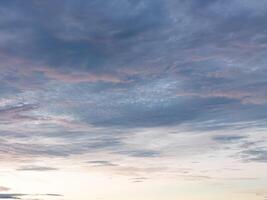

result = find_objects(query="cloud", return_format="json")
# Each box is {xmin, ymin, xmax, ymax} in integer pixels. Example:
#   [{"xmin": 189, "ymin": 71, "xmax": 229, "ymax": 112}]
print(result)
[
  {"xmin": 0, "ymin": 2, "xmax": 266, "ymax": 195},
  {"xmin": 242, "ymin": 148, "xmax": 267, "ymax": 163},
  {"xmin": 0, "ymin": 194, "xmax": 25, "ymax": 199},
  {"xmin": 0, "ymin": 0, "xmax": 168, "ymax": 73},
  {"xmin": 44, "ymin": 194, "xmax": 63, "ymax": 196},
  {"xmin": 0, "ymin": 0, "xmax": 266, "ymax": 130},
  {"xmin": 0, "ymin": 103, "xmax": 39, "ymax": 122},
  {"xmin": 0, "ymin": 187, "xmax": 10, "ymax": 192},
  {"xmin": 130, "ymin": 177, "xmax": 148, "ymax": 183},
  {"xmin": 16, "ymin": 165, "xmax": 59, "ymax": 171},
  {"xmin": 87, "ymin": 160, "xmax": 117, "ymax": 167},
  {"xmin": 116, "ymin": 150, "xmax": 160, "ymax": 158},
  {"xmin": 212, "ymin": 135, "xmax": 246, "ymax": 143},
  {"xmin": 0, "ymin": 193, "xmax": 63, "ymax": 199}
]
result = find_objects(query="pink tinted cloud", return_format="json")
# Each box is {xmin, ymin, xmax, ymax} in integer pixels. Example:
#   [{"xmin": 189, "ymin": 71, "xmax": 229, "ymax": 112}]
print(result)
[
  {"xmin": 35, "ymin": 66, "xmax": 126, "ymax": 84},
  {"xmin": 177, "ymin": 89, "xmax": 267, "ymax": 105},
  {"xmin": 0, "ymin": 186, "xmax": 10, "ymax": 192},
  {"xmin": 0, "ymin": 53, "xmax": 126, "ymax": 84}
]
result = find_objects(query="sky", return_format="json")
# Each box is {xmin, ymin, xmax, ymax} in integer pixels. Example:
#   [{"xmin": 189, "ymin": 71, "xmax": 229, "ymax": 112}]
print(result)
[{"xmin": 0, "ymin": 0, "xmax": 267, "ymax": 200}]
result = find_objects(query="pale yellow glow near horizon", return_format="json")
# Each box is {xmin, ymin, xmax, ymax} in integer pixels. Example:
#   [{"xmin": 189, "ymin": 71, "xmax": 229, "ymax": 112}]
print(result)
[
  {"xmin": 0, "ymin": 158, "xmax": 266, "ymax": 200},
  {"xmin": 0, "ymin": 126, "xmax": 266, "ymax": 200}
]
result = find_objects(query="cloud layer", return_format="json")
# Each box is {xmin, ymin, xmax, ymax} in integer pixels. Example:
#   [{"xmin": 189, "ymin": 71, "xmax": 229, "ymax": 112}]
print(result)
[{"xmin": 0, "ymin": 1, "xmax": 267, "ymax": 200}]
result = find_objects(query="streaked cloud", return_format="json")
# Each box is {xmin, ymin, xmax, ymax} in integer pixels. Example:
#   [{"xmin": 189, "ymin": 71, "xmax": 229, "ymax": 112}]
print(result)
[
  {"xmin": 0, "ymin": 193, "xmax": 62, "ymax": 200},
  {"xmin": 16, "ymin": 165, "xmax": 59, "ymax": 171},
  {"xmin": 87, "ymin": 160, "xmax": 117, "ymax": 167}
]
